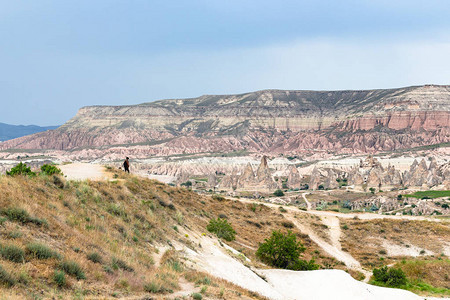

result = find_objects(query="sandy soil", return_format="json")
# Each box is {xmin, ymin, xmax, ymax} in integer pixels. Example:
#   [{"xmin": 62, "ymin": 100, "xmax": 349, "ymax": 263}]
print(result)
[
  {"xmin": 59, "ymin": 163, "xmax": 112, "ymax": 181},
  {"xmin": 382, "ymin": 240, "xmax": 434, "ymax": 257}
]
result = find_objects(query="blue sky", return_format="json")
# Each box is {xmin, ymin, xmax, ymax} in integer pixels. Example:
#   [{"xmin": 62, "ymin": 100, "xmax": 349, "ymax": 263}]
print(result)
[{"xmin": 1, "ymin": 0, "xmax": 449, "ymax": 125}]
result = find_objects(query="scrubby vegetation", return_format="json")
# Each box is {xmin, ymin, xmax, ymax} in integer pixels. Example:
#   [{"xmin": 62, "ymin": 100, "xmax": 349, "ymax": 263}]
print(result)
[
  {"xmin": 26, "ymin": 242, "xmax": 60, "ymax": 259},
  {"xmin": 0, "ymin": 168, "xmax": 290, "ymax": 298},
  {"xmin": 0, "ymin": 264, "xmax": 16, "ymax": 287},
  {"xmin": 0, "ymin": 243, "xmax": 25, "ymax": 263},
  {"xmin": 207, "ymin": 218, "xmax": 236, "ymax": 241},
  {"xmin": 372, "ymin": 266, "xmax": 407, "ymax": 287},
  {"xmin": 0, "ymin": 167, "xmax": 446, "ymax": 298},
  {"xmin": 6, "ymin": 162, "xmax": 35, "ymax": 176},
  {"xmin": 273, "ymin": 189, "xmax": 284, "ymax": 197},
  {"xmin": 0, "ymin": 207, "xmax": 46, "ymax": 226},
  {"xmin": 370, "ymin": 260, "xmax": 450, "ymax": 296},
  {"xmin": 256, "ymin": 230, "xmax": 318, "ymax": 270},
  {"xmin": 58, "ymin": 260, "xmax": 86, "ymax": 280},
  {"xmin": 40, "ymin": 164, "xmax": 62, "ymax": 176}
]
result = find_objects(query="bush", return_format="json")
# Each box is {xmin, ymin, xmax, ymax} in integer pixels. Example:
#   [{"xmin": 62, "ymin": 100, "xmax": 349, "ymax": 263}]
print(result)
[
  {"xmin": 111, "ymin": 257, "xmax": 134, "ymax": 272},
  {"xmin": 0, "ymin": 244, "xmax": 25, "ymax": 263},
  {"xmin": 192, "ymin": 293, "xmax": 203, "ymax": 300},
  {"xmin": 144, "ymin": 281, "xmax": 161, "ymax": 293},
  {"xmin": 87, "ymin": 252, "xmax": 103, "ymax": 264},
  {"xmin": 59, "ymin": 261, "xmax": 86, "ymax": 280},
  {"xmin": 256, "ymin": 230, "xmax": 306, "ymax": 269},
  {"xmin": 40, "ymin": 164, "xmax": 62, "ymax": 176},
  {"xmin": 181, "ymin": 181, "xmax": 192, "ymax": 187},
  {"xmin": 26, "ymin": 243, "xmax": 60, "ymax": 259},
  {"xmin": 372, "ymin": 266, "xmax": 407, "ymax": 287},
  {"xmin": 0, "ymin": 265, "xmax": 15, "ymax": 286},
  {"xmin": 292, "ymin": 258, "xmax": 320, "ymax": 270},
  {"xmin": 1, "ymin": 207, "xmax": 46, "ymax": 226},
  {"xmin": 6, "ymin": 162, "xmax": 35, "ymax": 176},
  {"xmin": 206, "ymin": 218, "xmax": 236, "ymax": 241},
  {"xmin": 53, "ymin": 270, "xmax": 66, "ymax": 287},
  {"xmin": 273, "ymin": 189, "xmax": 284, "ymax": 197},
  {"xmin": 212, "ymin": 194, "xmax": 225, "ymax": 201},
  {"xmin": 2, "ymin": 207, "xmax": 31, "ymax": 223}
]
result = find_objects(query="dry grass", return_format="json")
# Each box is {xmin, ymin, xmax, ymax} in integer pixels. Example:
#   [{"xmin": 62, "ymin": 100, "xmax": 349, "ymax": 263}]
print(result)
[
  {"xmin": 341, "ymin": 218, "xmax": 450, "ymax": 269},
  {"xmin": 396, "ymin": 258, "xmax": 450, "ymax": 291},
  {"xmin": 0, "ymin": 172, "xmax": 270, "ymax": 298},
  {"xmin": 1, "ymin": 171, "xmax": 446, "ymax": 298}
]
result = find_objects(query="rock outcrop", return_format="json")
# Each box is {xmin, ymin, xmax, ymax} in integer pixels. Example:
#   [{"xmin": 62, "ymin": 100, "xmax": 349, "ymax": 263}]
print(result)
[{"xmin": 218, "ymin": 156, "xmax": 276, "ymax": 191}]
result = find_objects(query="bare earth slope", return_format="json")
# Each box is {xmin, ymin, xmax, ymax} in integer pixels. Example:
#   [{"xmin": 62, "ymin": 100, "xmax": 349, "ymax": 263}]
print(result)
[{"xmin": 1, "ymin": 85, "xmax": 449, "ymax": 155}]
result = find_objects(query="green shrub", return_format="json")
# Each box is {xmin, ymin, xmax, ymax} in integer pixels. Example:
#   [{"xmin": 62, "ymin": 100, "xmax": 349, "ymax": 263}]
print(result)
[
  {"xmin": 212, "ymin": 194, "xmax": 225, "ymax": 201},
  {"xmin": 192, "ymin": 293, "xmax": 203, "ymax": 300},
  {"xmin": 2, "ymin": 207, "xmax": 31, "ymax": 223},
  {"xmin": 53, "ymin": 270, "xmax": 66, "ymax": 287},
  {"xmin": 0, "ymin": 244, "xmax": 25, "ymax": 263},
  {"xmin": 372, "ymin": 266, "xmax": 407, "ymax": 287},
  {"xmin": 273, "ymin": 189, "xmax": 284, "ymax": 197},
  {"xmin": 111, "ymin": 257, "xmax": 134, "ymax": 272},
  {"xmin": 6, "ymin": 162, "xmax": 35, "ymax": 176},
  {"xmin": 59, "ymin": 261, "xmax": 86, "ymax": 280},
  {"xmin": 0, "ymin": 265, "xmax": 16, "ymax": 286},
  {"xmin": 256, "ymin": 230, "xmax": 307, "ymax": 270},
  {"xmin": 206, "ymin": 218, "xmax": 236, "ymax": 241},
  {"xmin": 87, "ymin": 252, "xmax": 103, "ymax": 264},
  {"xmin": 291, "ymin": 258, "xmax": 319, "ymax": 270},
  {"xmin": 1, "ymin": 207, "xmax": 46, "ymax": 226},
  {"xmin": 143, "ymin": 280, "xmax": 173, "ymax": 293},
  {"xmin": 26, "ymin": 243, "xmax": 60, "ymax": 259},
  {"xmin": 195, "ymin": 276, "xmax": 211, "ymax": 285},
  {"xmin": 8, "ymin": 230, "xmax": 22, "ymax": 239},
  {"xmin": 40, "ymin": 164, "xmax": 62, "ymax": 176}
]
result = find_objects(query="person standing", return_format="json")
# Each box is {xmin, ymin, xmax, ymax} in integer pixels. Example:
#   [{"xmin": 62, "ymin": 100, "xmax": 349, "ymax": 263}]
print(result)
[{"xmin": 123, "ymin": 157, "xmax": 130, "ymax": 173}]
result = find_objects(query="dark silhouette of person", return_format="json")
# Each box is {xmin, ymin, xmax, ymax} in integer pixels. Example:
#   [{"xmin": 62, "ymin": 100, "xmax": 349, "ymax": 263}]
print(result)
[{"xmin": 123, "ymin": 157, "xmax": 130, "ymax": 173}]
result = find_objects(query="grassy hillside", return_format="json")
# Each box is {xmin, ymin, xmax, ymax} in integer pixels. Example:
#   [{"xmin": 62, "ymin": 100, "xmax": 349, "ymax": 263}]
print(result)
[
  {"xmin": 0, "ymin": 171, "xmax": 266, "ymax": 299},
  {"xmin": 0, "ymin": 169, "xmax": 341, "ymax": 299},
  {"xmin": 1, "ymin": 169, "xmax": 448, "ymax": 298}
]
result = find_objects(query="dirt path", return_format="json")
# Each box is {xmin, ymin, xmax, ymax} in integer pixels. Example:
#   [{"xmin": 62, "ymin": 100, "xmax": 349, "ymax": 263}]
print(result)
[
  {"xmin": 59, "ymin": 163, "xmax": 112, "ymax": 181},
  {"xmin": 302, "ymin": 192, "xmax": 312, "ymax": 210},
  {"xmin": 285, "ymin": 213, "xmax": 360, "ymax": 268}
]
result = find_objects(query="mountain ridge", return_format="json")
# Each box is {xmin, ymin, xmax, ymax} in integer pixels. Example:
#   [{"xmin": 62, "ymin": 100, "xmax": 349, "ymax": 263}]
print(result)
[
  {"xmin": 0, "ymin": 84, "xmax": 449, "ymax": 156},
  {"xmin": 0, "ymin": 122, "xmax": 59, "ymax": 142}
]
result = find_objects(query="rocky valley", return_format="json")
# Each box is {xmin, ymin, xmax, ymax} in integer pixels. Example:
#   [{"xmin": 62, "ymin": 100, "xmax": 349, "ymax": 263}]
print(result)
[{"xmin": 0, "ymin": 85, "xmax": 449, "ymax": 299}]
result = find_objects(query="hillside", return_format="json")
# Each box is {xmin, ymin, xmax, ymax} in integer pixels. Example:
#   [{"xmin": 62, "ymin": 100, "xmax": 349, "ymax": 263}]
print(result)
[
  {"xmin": 0, "ymin": 123, "xmax": 58, "ymax": 142},
  {"xmin": 0, "ymin": 166, "xmax": 448, "ymax": 299},
  {"xmin": 0, "ymin": 85, "xmax": 449, "ymax": 156}
]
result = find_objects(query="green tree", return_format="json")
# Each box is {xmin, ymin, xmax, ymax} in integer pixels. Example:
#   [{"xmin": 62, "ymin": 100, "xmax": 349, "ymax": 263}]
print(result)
[
  {"xmin": 273, "ymin": 189, "xmax": 284, "ymax": 197},
  {"xmin": 256, "ymin": 230, "xmax": 305, "ymax": 269}
]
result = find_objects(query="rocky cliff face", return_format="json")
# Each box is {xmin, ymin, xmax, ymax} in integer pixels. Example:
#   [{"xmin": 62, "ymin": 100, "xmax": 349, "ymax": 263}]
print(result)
[{"xmin": 1, "ymin": 85, "xmax": 449, "ymax": 156}]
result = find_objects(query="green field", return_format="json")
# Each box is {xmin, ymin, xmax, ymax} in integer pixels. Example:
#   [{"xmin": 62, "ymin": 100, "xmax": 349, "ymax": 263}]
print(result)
[{"xmin": 404, "ymin": 190, "xmax": 450, "ymax": 199}]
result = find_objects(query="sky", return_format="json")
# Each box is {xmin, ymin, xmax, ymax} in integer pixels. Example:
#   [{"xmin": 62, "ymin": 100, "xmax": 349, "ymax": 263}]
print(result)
[{"xmin": 0, "ymin": 0, "xmax": 449, "ymax": 126}]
